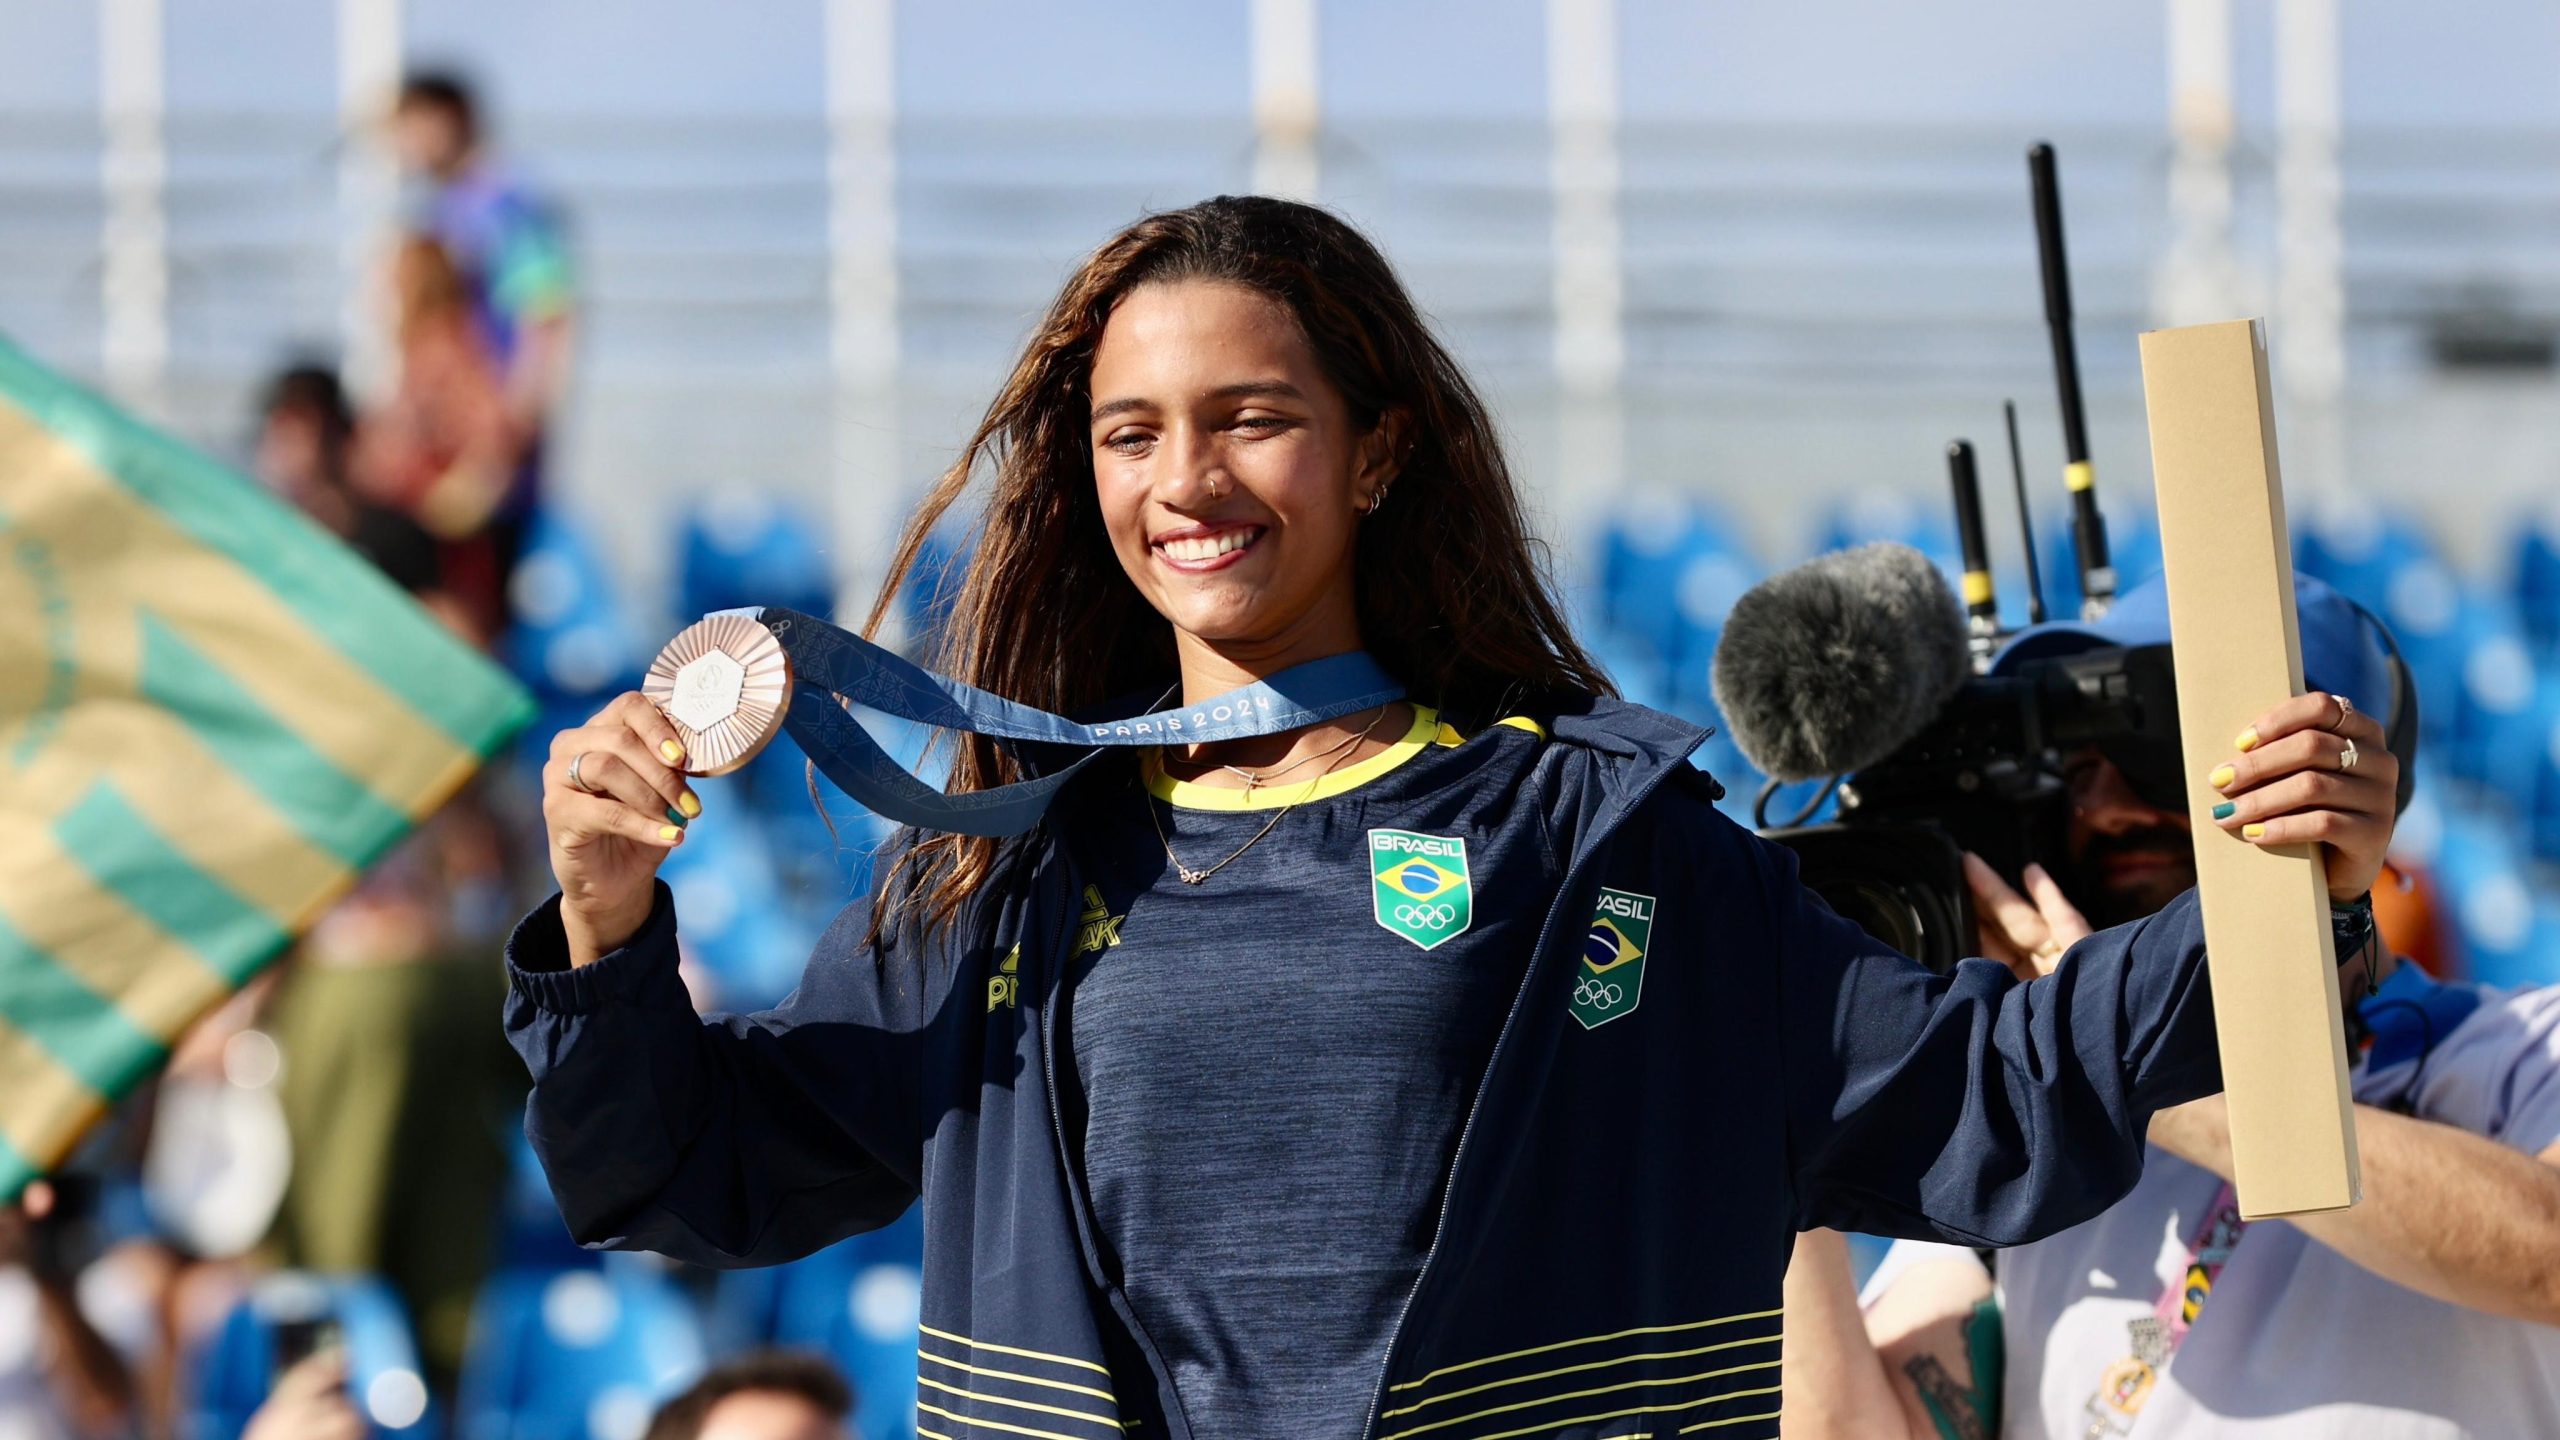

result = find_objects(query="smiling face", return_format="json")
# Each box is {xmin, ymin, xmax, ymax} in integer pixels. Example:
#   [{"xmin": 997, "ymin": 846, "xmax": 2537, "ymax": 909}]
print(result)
[{"xmin": 1088, "ymin": 278, "xmax": 1397, "ymax": 683}]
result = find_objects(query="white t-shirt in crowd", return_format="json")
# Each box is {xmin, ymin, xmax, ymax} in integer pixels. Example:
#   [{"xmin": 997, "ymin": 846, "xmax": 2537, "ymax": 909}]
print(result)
[{"xmin": 1867, "ymin": 969, "xmax": 2560, "ymax": 1439}]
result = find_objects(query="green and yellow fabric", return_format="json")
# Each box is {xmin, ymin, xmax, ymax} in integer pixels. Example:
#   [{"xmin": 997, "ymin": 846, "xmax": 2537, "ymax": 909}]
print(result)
[{"xmin": 0, "ymin": 336, "xmax": 531, "ymax": 1200}]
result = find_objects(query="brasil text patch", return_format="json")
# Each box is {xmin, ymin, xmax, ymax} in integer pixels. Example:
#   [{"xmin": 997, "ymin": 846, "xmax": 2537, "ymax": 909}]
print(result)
[
  {"xmin": 1573, "ymin": 887, "xmax": 1654, "ymax": 1028},
  {"xmin": 1369, "ymin": 829, "xmax": 1472, "ymax": 950}
]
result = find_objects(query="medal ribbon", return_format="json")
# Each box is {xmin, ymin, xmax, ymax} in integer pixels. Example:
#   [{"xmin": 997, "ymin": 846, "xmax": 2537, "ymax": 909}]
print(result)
[{"xmin": 736, "ymin": 607, "xmax": 1405, "ymax": 838}]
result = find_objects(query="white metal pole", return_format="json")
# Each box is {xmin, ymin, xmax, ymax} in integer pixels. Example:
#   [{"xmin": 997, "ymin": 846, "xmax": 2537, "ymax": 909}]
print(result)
[
  {"xmin": 337, "ymin": 0, "xmax": 402, "ymax": 400},
  {"xmin": 827, "ymin": 0, "xmax": 901, "ymax": 625},
  {"xmin": 100, "ymin": 0, "xmax": 168, "ymax": 421},
  {"xmin": 1549, "ymin": 0, "xmax": 1622, "ymax": 528},
  {"xmin": 2158, "ymin": 0, "xmax": 2240, "ymax": 327},
  {"xmin": 1252, "ymin": 0, "xmax": 1320, "ymax": 200},
  {"xmin": 2276, "ymin": 0, "xmax": 2347, "ymax": 498}
]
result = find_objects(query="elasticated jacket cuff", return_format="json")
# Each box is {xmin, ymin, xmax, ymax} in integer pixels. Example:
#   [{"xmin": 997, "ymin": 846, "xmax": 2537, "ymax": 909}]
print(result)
[{"xmin": 505, "ymin": 882, "xmax": 682, "ymax": 1015}]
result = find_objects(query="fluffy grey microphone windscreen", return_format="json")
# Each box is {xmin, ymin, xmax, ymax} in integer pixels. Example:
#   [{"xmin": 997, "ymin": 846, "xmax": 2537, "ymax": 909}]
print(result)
[{"xmin": 1710, "ymin": 542, "xmax": 1972, "ymax": 782}]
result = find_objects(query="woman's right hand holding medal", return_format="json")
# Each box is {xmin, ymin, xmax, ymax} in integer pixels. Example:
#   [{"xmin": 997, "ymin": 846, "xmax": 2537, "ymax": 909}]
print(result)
[{"xmin": 545, "ymin": 691, "xmax": 702, "ymax": 966}]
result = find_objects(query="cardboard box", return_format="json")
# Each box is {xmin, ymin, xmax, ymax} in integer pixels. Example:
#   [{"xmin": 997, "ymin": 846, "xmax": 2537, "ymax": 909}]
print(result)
[{"xmin": 2138, "ymin": 317, "xmax": 2361, "ymax": 1218}]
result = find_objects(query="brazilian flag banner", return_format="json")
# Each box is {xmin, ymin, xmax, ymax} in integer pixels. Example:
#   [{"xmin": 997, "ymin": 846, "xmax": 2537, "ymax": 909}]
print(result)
[{"xmin": 0, "ymin": 336, "xmax": 532, "ymax": 1200}]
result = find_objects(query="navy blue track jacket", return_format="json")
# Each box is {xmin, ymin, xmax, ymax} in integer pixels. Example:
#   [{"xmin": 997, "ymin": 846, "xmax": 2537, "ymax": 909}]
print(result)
[{"xmin": 504, "ymin": 696, "xmax": 2223, "ymax": 1440}]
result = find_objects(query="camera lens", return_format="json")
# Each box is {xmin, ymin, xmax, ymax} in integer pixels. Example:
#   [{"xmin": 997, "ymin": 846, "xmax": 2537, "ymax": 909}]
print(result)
[
  {"xmin": 1770, "ymin": 820, "xmax": 1977, "ymax": 973},
  {"xmin": 1809, "ymin": 875, "xmax": 1935, "ymax": 964}
]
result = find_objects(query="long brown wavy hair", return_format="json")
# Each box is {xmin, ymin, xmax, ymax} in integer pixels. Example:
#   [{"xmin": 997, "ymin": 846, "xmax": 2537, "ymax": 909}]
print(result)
[{"xmin": 865, "ymin": 195, "xmax": 1611, "ymax": 941}]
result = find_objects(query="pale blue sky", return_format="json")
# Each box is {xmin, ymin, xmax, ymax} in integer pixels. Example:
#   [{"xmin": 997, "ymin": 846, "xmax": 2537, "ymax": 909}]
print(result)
[{"xmin": 2, "ymin": 1, "xmax": 2552, "ymax": 130}]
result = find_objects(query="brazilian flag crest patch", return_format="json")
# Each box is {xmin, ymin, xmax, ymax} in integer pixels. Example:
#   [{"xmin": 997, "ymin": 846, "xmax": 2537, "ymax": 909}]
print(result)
[
  {"xmin": 1573, "ymin": 888, "xmax": 1655, "ymax": 1028},
  {"xmin": 1369, "ymin": 829, "xmax": 1472, "ymax": 950}
]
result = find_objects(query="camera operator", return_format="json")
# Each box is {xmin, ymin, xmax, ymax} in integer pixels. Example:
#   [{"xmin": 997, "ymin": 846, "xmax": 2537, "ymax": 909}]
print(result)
[{"xmin": 1779, "ymin": 573, "xmax": 2560, "ymax": 1439}]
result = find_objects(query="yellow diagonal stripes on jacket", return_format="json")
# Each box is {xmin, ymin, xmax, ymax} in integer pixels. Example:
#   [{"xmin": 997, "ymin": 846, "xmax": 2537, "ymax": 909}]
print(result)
[{"xmin": 0, "ymin": 335, "xmax": 531, "ymax": 1198}]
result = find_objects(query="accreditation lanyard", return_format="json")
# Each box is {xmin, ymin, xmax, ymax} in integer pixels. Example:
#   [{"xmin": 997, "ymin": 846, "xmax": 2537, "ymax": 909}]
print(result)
[
  {"xmin": 2080, "ymin": 1182, "xmax": 2249, "ymax": 1434},
  {"xmin": 2153, "ymin": 1181, "xmax": 2248, "ymax": 1348},
  {"xmin": 745, "ymin": 607, "xmax": 1405, "ymax": 838}
]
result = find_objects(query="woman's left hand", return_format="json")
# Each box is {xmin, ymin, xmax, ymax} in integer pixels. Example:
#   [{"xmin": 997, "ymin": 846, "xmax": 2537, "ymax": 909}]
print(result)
[{"xmin": 2208, "ymin": 691, "xmax": 2399, "ymax": 901}]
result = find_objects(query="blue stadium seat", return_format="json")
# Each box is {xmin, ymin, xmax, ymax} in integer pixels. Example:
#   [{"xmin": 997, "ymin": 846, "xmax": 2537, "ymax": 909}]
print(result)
[
  {"xmin": 458, "ymin": 1266, "xmax": 706, "ymax": 1440},
  {"xmin": 502, "ymin": 508, "xmax": 645, "ymax": 704},
  {"xmin": 658, "ymin": 806, "xmax": 817, "ymax": 1011},
  {"xmin": 2435, "ymin": 808, "xmax": 2550, "ymax": 986},
  {"xmin": 2036, "ymin": 505, "xmax": 2160, "ymax": 621},
  {"xmin": 897, "ymin": 526, "xmax": 972, "ymax": 648},
  {"xmin": 2444, "ymin": 602, "xmax": 2539, "ymax": 786},
  {"xmin": 2292, "ymin": 496, "xmax": 2434, "ymax": 615},
  {"xmin": 1665, "ymin": 548, "xmax": 1760, "ymax": 707},
  {"xmin": 1585, "ymin": 625, "xmax": 1676, "ymax": 716},
  {"xmin": 677, "ymin": 498, "xmax": 836, "ymax": 626},
  {"xmin": 1822, "ymin": 489, "xmax": 1957, "ymax": 578},
  {"xmin": 2517, "ymin": 680, "xmax": 2560, "ymax": 864},
  {"xmin": 1600, "ymin": 492, "xmax": 1751, "ymax": 662},
  {"xmin": 2369, "ymin": 558, "xmax": 2476, "ymax": 752},
  {"xmin": 187, "ymin": 1273, "xmax": 437, "ymax": 1440},
  {"xmin": 497, "ymin": 1125, "xmax": 597, "ymax": 1276},
  {"xmin": 707, "ymin": 1208, "xmax": 923, "ymax": 1440},
  {"xmin": 2514, "ymin": 505, "xmax": 2560, "ymax": 661}
]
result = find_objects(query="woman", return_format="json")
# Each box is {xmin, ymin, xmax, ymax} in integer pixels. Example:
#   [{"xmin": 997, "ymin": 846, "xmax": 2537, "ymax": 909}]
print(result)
[
  {"xmin": 507, "ymin": 198, "xmax": 2394, "ymax": 1440},
  {"xmin": 354, "ymin": 234, "xmax": 527, "ymax": 643}
]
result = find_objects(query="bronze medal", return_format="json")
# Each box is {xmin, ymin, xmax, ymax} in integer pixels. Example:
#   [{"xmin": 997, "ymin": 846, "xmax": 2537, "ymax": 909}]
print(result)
[{"xmin": 643, "ymin": 613, "xmax": 792, "ymax": 776}]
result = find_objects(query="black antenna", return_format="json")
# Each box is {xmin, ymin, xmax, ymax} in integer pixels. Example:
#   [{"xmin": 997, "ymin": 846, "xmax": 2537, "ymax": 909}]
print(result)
[
  {"xmin": 2003, "ymin": 398, "xmax": 2048, "ymax": 624},
  {"xmin": 2028, "ymin": 141, "xmax": 2116, "ymax": 619},
  {"xmin": 1947, "ymin": 440, "xmax": 2001, "ymax": 671}
]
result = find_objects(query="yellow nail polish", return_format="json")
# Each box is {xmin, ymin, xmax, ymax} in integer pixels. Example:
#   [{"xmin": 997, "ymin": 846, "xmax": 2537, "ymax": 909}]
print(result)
[
  {"xmin": 677, "ymin": 791, "xmax": 701, "ymax": 818},
  {"xmin": 2234, "ymin": 728, "xmax": 2261, "ymax": 752},
  {"xmin": 660, "ymin": 739, "xmax": 685, "ymax": 763},
  {"xmin": 2209, "ymin": 764, "xmax": 2236, "ymax": 790},
  {"xmin": 659, "ymin": 824, "xmax": 683, "ymax": 842},
  {"xmin": 2242, "ymin": 822, "xmax": 2267, "ymax": 840}
]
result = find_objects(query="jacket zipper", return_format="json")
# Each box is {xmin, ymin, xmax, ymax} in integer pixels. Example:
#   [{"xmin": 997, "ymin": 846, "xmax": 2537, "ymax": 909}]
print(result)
[
  {"xmin": 1361, "ymin": 760, "xmax": 1688, "ymax": 1439},
  {"xmin": 1033, "ymin": 850, "xmax": 1195, "ymax": 1440}
]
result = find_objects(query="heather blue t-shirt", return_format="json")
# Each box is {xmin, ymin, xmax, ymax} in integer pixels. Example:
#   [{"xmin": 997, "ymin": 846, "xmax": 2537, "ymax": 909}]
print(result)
[{"xmin": 1058, "ymin": 708, "xmax": 1560, "ymax": 1436}]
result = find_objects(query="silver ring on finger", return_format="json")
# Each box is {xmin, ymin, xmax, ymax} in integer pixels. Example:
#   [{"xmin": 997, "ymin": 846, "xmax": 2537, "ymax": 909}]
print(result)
[
  {"xmin": 567, "ymin": 750, "xmax": 595, "ymax": 793},
  {"xmin": 2337, "ymin": 736, "xmax": 2360, "ymax": 773}
]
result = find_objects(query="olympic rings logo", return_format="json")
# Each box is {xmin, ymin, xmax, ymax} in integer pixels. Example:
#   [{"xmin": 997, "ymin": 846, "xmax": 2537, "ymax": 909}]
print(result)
[
  {"xmin": 1573, "ymin": 976, "xmax": 1624, "ymax": 1008},
  {"xmin": 1394, "ymin": 901, "xmax": 1459, "ymax": 930}
]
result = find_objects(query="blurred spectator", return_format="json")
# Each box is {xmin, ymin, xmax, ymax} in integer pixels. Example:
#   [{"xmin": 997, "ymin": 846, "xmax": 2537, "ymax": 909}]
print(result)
[
  {"xmin": 642, "ymin": 1351, "xmax": 857, "ymax": 1440},
  {"xmin": 253, "ymin": 347, "xmax": 528, "ymax": 1397},
  {"xmin": 254, "ymin": 365, "xmax": 445, "ymax": 604},
  {"xmin": 390, "ymin": 70, "xmax": 577, "ymax": 613},
  {"xmin": 0, "ymin": 1182, "xmax": 137, "ymax": 1440},
  {"xmin": 240, "ymin": 1350, "xmax": 363, "ymax": 1440},
  {"xmin": 352, "ymin": 236, "xmax": 520, "ymax": 643},
  {"xmin": 262, "ymin": 797, "xmax": 522, "ymax": 1395}
]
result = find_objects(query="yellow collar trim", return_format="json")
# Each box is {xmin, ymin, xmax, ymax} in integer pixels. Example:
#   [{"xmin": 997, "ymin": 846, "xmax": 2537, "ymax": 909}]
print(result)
[{"xmin": 1146, "ymin": 705, "xmax": 1441, "ymax": 811}]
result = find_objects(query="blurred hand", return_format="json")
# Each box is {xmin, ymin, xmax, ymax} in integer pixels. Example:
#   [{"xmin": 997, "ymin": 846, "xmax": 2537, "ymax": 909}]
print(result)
[
  {"xmin": 1965, "ymin": 852, "xmax": 2092, "ymax": 982},
  {"xmin": 2208, "ymin": 692, "xmax": 2399, "ymax": 902},
  {"xmin": 545, "ymin": 692, "xmax": 701, "ymax": 965},
  {"xmin": 0, "ymin": 1180, "xmax": 51, "ymax": 1269},
  {"xmin": 244, "ymin": 1352, "xmax": 363, "ymax": 1440}
]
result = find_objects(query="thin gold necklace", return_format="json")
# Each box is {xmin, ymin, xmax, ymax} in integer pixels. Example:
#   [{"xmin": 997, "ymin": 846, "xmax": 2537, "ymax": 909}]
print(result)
[
  {"xmin": 1165, "ymin": 712, "xmax": 1373, "ymax": 792},
  {"xmin": 1147, "ymin": 703, "xmax": 1394, "ymax": 886}
]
